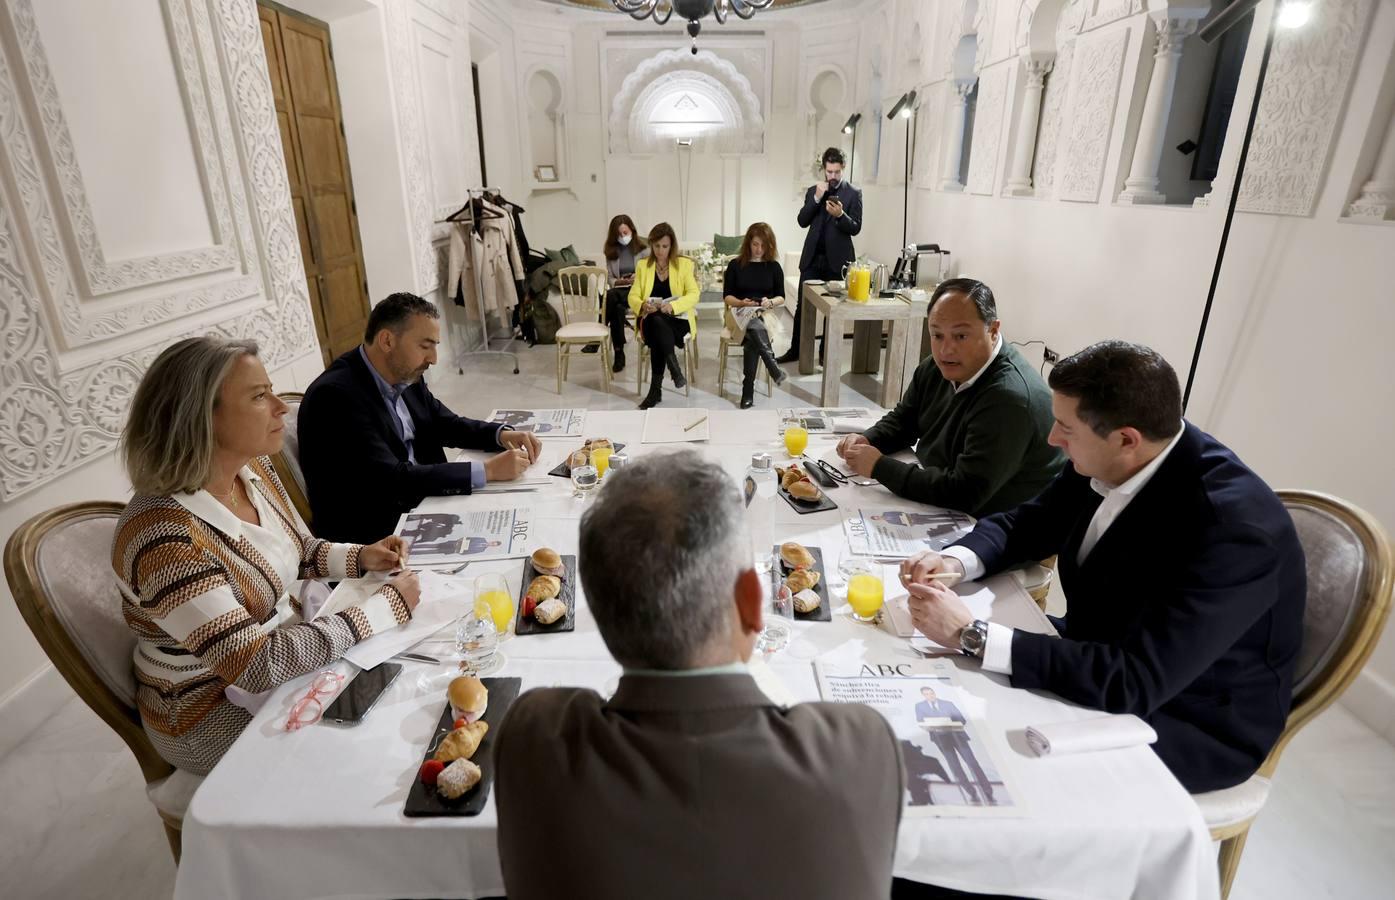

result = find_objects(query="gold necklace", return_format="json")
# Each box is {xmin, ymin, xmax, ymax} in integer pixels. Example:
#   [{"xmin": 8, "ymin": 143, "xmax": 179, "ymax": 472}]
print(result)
[{"xmin": 210, "ymin": 483, "xmax": 239, "ymax": 510}]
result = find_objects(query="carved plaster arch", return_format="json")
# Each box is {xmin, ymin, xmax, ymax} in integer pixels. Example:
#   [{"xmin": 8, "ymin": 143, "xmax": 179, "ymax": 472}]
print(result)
[
  {"xmin": 972, "ymin": 0, "xmax": 996, "ymax": 71},
  {"xmin": 608, "ymin": 49, "xmax": 764, "ymax": 155},
  {"xmin": 805, "ymin": 63, "xmax": 850, "ymax": 115},
  {"xmin": 941, "ymin": 0, "xmax": 980, "ymax": 79},
  {"xmin": 523, "ymin": 63, "xmax": 567, "ymax": 115},
  {"xmin": 627, "ymin": 71, "xmax": 746, "ymax": 154}
]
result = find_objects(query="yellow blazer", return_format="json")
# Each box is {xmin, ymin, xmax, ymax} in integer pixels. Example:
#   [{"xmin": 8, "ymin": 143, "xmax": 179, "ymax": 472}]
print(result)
[{"xmin": 628, "ymin": 256, "xmax": 701, "ymax": 331}]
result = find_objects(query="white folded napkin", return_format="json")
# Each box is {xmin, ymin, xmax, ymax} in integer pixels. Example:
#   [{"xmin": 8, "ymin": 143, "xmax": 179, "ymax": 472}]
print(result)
[
  {"xmin": 830, "ymin": 417, "xmax": 869, "ymax": 433},
  {"xmin": 1025, "ymin": 714, "xmax": 1157, "ymax": 757}
]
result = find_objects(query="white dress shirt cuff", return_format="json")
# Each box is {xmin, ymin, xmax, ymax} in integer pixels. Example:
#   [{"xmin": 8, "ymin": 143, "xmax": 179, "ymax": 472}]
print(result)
[
  {"xmin": 981, "ymin": 622, "xmax": 1014, "ymax": 675},
  {"xmin": 941, "ymin": 545, "xmax": 986, "ymax": 582}
]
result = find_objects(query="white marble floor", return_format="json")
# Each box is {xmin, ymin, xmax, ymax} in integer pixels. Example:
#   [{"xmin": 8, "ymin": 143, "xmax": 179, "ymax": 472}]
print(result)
[{"xmin": 5, "ymin": 325, "xmax": 1393, "ymax": 899}]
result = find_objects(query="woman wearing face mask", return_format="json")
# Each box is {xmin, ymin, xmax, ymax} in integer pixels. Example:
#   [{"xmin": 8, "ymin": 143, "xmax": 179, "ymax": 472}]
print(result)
[
  {"xmin": 592, "ymin": 215, "xmax": 647, "ymax": 373},
  {"xmin": 628, "ymin": 222, "xmax": 700, "ymax": 409},
  {"xmin": 723, "ymin": 222, "xmax": 788, "ymax": 408}
]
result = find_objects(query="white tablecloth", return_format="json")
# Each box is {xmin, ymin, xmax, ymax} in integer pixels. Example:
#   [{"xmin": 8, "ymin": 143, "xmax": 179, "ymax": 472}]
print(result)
[{"xmin": 176, "ymin": 410, "xmax": 1219, "ymax": 900}]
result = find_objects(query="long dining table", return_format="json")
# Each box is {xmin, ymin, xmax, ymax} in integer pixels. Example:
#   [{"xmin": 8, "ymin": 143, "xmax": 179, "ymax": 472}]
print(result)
[{"xmin": 175, "ymin": 409, "xmax": 1219, "ymax": 900}]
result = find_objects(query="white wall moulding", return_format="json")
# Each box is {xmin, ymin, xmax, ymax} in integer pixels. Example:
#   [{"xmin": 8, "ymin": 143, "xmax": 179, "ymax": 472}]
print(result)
[
  {"xmin": 1236, "ymin": 0, "xmax": 1375, "ymax": 217},
  {"xmin": 0, "ymin": 0, "xmax": 263, "ymax": 360},
  {"xmin": 1057, "ymin": 24, "xmax": 1128, "ymax": 203},
  {"xmin": 939, "ymin": 78, "xmax": 976, "ymax": 192},
  {"xmin": 1005, "ymin": 55, "xmax": 1053, "ymax": 196},
  {"xmin": 0, "ymin": 0, "xmax": 318, "ymax": 502},
  {"xmin": 1117, "ymin": 13, "xmax": 1203, "ymax": 206},
  {"xmin": 967, "ymin": 62, "xmax": 1009, "ymax": 194},
  {"xmin": 1347, "ymin": 109, "xmax": 1395, "ymax": 222},
  {"xmin": 1081, "ymin": 0, "xmax": 1141, "ymax": 34},
  {"xmin": 606, "ymin": 46, "xmax": 767, "ymax": 156},
  {"xmin": 914, "ymin": 79, "xmax": 947, "ymax": 189}
]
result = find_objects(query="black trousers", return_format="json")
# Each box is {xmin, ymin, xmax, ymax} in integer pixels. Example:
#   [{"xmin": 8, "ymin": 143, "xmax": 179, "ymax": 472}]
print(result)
[
  {"xmin": 640, "ymin": 314, "xmax": 690, "ymax": 386},
  {"xmin": 790, "ymin": 258, "xmax": 842, "ymax": 355},
  {"xmin": 604, "ymin": 287, "xmax": 630, "ymax": 350},
  {"xmin": 930, "ymin": 732, "xmax": 995, "ymax": 802}
]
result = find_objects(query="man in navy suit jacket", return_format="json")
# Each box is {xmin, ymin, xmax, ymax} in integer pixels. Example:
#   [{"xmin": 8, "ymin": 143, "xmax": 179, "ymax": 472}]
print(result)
[
  {"xmin": 298, "ymin": 293, "xmax": 541, "ymax": 545},
  {"xmin": 901, "ymin": 341, "xmax": 1305, "ymax": 793}
]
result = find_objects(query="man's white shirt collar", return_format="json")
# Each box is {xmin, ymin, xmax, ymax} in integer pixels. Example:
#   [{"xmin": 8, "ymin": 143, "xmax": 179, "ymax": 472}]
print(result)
[
  {"xmin": 954, "ymin": 335, "xmax": 1003, "ymax": 394},
  {"xmin": 1088, "ymin": 424, "xmax": 1186, "ymax": 501}
]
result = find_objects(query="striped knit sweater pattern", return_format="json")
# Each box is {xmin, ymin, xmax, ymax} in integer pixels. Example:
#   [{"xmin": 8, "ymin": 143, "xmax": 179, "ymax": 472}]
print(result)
[{"xmin": 112, "ymin": 456, "xmax": 411, "ymax": 746}]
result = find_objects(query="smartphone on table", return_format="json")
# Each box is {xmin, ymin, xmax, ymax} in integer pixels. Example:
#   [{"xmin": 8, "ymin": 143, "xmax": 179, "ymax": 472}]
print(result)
[{"xmin": 322, "ymin": 662, "xmax": 402, "ymax": 725}]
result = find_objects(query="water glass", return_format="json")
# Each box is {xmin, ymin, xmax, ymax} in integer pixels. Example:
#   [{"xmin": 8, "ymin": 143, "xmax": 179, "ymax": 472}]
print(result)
[
  {"xmin": 755, "ymin": 573, "xmax": 794, "ymax": 655},
  {"xmin": 571, "ymin": 463, "xmax": 599, "ymax": 498}
]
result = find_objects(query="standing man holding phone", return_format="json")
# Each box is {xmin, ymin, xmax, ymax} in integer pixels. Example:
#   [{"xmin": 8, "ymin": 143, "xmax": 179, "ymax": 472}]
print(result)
[{"xmin": 778, "ymin": 147, "xmax": 863, "ymax": 364}]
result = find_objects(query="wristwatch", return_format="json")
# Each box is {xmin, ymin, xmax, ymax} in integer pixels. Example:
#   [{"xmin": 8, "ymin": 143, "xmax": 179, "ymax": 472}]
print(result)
[{"xmin": 959, "ymin": 620, "xmax": 989, "ymax": 659}]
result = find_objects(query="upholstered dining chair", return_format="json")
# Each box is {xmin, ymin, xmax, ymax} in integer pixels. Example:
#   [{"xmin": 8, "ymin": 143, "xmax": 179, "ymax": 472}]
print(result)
[
  {"xmin": 1193, "ymin": 490, "xmax": 1393, "ymax": 898},
  {"xmin": 5, "ymin": 502, "xmax": 200, "ymax": 862},
  {"xmin": 271, "ymin": 390, "xmax": 313, "ymax": 525},
  {"xmin": 555, "ymin": 265, "xmax": 611, "ymax": 393}
]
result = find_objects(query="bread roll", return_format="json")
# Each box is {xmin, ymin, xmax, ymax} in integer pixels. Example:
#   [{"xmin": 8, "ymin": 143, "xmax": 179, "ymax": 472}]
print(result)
[
  {"xmin": 779, "ymin": 468, "xmax": 802, "ymax": 490},
  {"xmin": 793, "ymin": 588, "xmax": 822, "ymax": 613},
  {"xmin": 785, "ymin": 568, "xmax": 821, "ymax": 593},
  {"xmin": 534, "ymin": 597, "xmax": 567, "ymax": 625},
  {"xmin": 531, "ymin": 548, "xmax": 566, "ymax": 578},
  {"xmin": 780, "ymin": 542, "xmax": 815, "ymax": 570},
  {"xmin": 448, "ymin": 676, "xmax": 488, "ymax": 722},
  {"xmin": 437, "ymin": 759, "xmax": 482, "ymax": 799},
  {"xmin": 787, "ymin": 479, "xmax": 822, "ymax": 501},
  {"xmin": 526, "ymin": 575, "xmax": 562, "ymax": 600},
  {"xmin": 435, "ymin": 720, "xmax": 489, "ymax": 762}
]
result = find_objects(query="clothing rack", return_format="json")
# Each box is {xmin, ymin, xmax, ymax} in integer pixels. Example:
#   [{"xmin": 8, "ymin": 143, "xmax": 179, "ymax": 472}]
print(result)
[{"xmin": 437, "ymin": 186, "xmax": 520, "ymax": 375}]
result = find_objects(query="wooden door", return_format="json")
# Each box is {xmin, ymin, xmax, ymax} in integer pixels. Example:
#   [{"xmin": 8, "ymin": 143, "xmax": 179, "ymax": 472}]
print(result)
[{"xmin": 259, "ymin": 3, "xmax": 370, "ymax": 367}]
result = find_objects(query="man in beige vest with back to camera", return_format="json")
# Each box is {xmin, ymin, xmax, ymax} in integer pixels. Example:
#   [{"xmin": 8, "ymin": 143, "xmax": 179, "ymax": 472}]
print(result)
[{"xmin": 494, "ymin": 451, "xmax": 904, "ymax": 899}]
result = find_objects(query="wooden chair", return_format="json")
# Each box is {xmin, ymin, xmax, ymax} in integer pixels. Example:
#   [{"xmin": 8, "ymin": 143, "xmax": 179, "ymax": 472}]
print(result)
[
  {"xmin": 555, "ymin": 266, "xmax": 611, "ymax": 393},
  {"xmin": 4, "ymin": 502, "xmax": 199, "ymax": 862},
  {"xmin": 1193, "ymin": 490, "xmax": 1393, "ymax": 897},
  {"xmin": 269, "ymin": 390, "xmax": 312, "ymax": 526}
]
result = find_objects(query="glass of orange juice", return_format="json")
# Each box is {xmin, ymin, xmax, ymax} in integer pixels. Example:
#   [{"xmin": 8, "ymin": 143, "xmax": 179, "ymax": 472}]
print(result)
[
  {"xmin": 846, "ymin": 564, "xmax": 885, "ymax": 623},
  {"xmin": 473, "ymin": 572, "xmax": 515, "ymax": 637},
  {"xmin": 782, "ymin": 415, "xmax": 808, "ymax": 457},
  {"xmin": 590, "ymin": 445, "xmax": 613, "ymax": 479}
]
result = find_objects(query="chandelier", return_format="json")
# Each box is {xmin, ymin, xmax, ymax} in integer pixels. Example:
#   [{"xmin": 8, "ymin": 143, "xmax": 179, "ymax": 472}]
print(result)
[{"xmin": 612, "ymin": 1, "xmax": 776, "ymax": 54}]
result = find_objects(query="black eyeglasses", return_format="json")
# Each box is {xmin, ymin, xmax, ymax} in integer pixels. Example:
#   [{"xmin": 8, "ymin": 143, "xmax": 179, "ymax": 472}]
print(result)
[{"xmin": 801, "ymin": 456, "xmax": 848, "ymax": 485}]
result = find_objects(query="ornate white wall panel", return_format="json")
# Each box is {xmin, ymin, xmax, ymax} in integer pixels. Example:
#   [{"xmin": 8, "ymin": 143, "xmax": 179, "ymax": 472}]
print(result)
[
  {"xmin": 966, "ymin": 62, "xmax": 1009, "ymax": 194},
  {"xmin": 1236, "ymin": 0, "xmax": 1374, "ymax": 216},
  {"xmin": 0, "ymin": 0, "xmax": 317, "ymax": 501},
  {"xmin": 1032, "ymin": 39, "xmax": 1074, "ymax": 197},
  {"xmin": 0, "ymin": 0, "xmax": 262, "ymax": 358},
  {"xmin": 384, "ymin": 0, "xmax": 439, "ymax": 292},
  {"xmin": 1057, "ymin": 25, "xmax": 1128, "ymax": 202},
  {"xmin": 914, "ymin": 79, "xmax": 948, "ymax": 189}
]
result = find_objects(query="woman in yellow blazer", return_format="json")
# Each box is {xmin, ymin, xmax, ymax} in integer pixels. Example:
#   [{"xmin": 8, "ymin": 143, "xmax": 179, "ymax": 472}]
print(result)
[{"xmin": 628, "ymin": 222, "xmax": 700, "ymax": 409}]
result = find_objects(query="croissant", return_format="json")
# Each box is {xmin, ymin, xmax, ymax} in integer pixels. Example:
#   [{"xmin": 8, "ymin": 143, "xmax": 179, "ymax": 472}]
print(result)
[
  {"xmin": 526, "ymin": 575, "xmax": 562, "ymax": 601},
  {"xmin": 780, "ymin": 468, "xmax": 803, "ymax": 490},
  {"xmin": 435, "ymin": 720, "xmax": 489, "ymax": 762},
  {"xmin": 785, "ymin": 568, "xmax": 821, "ymax": 593},
  {"xmin": 793, "ymin": 588, "xmax": 822, "ymax": 613}
]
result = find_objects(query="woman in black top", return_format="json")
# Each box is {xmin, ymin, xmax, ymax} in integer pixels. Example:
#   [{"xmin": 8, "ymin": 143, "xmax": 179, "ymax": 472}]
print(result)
[{"xmin": 722, "ymin": 222, "xmax": 788, "ymax": 407}]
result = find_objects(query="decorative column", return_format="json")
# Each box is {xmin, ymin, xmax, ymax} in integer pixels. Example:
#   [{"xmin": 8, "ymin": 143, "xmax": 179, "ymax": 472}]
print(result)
[
  {"xmin": 1005, "ymin": 56, "xmax": 1054, "ymax": 197},
  {"xmin": 1118, "ymin": 16, "xmax": 1199, "ymax": 205},
  {"xmin": 1347, "ymin": 110, "xmax": 1395, "ymax": 220},
  {"xmin": 939, "ymin": 79, "xmax": 975, "ymax": 192}
]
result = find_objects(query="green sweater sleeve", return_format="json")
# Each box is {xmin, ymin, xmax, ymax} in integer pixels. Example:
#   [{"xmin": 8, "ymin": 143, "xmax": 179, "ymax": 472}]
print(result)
[{"xmin": 871, "ymin": 393, "xmax": 1037, "ymax": 513}]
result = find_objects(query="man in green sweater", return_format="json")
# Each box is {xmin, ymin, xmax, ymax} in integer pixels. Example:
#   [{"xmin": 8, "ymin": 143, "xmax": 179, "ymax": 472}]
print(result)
[{"xmin": 837, "ymin": 279, "xmax": 1063, "ymax": 516}]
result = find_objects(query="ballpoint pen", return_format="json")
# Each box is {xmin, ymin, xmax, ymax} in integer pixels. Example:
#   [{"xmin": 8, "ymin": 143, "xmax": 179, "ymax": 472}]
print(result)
[{"xmin": 683, "ymin": 415, "xmax": 707, "ymax": 433}]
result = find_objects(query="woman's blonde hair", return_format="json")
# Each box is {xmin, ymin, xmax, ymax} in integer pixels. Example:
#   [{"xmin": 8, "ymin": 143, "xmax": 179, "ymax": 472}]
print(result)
[{"xmin": 121, "ymin": 336, "xmax": 260, "ymax": 495}]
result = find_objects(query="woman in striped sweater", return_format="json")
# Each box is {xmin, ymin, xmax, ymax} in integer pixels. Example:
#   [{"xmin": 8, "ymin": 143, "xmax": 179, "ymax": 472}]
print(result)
[{"xmin": 112, "ymin": 337, "xmax": 420, "ymax": 774}]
